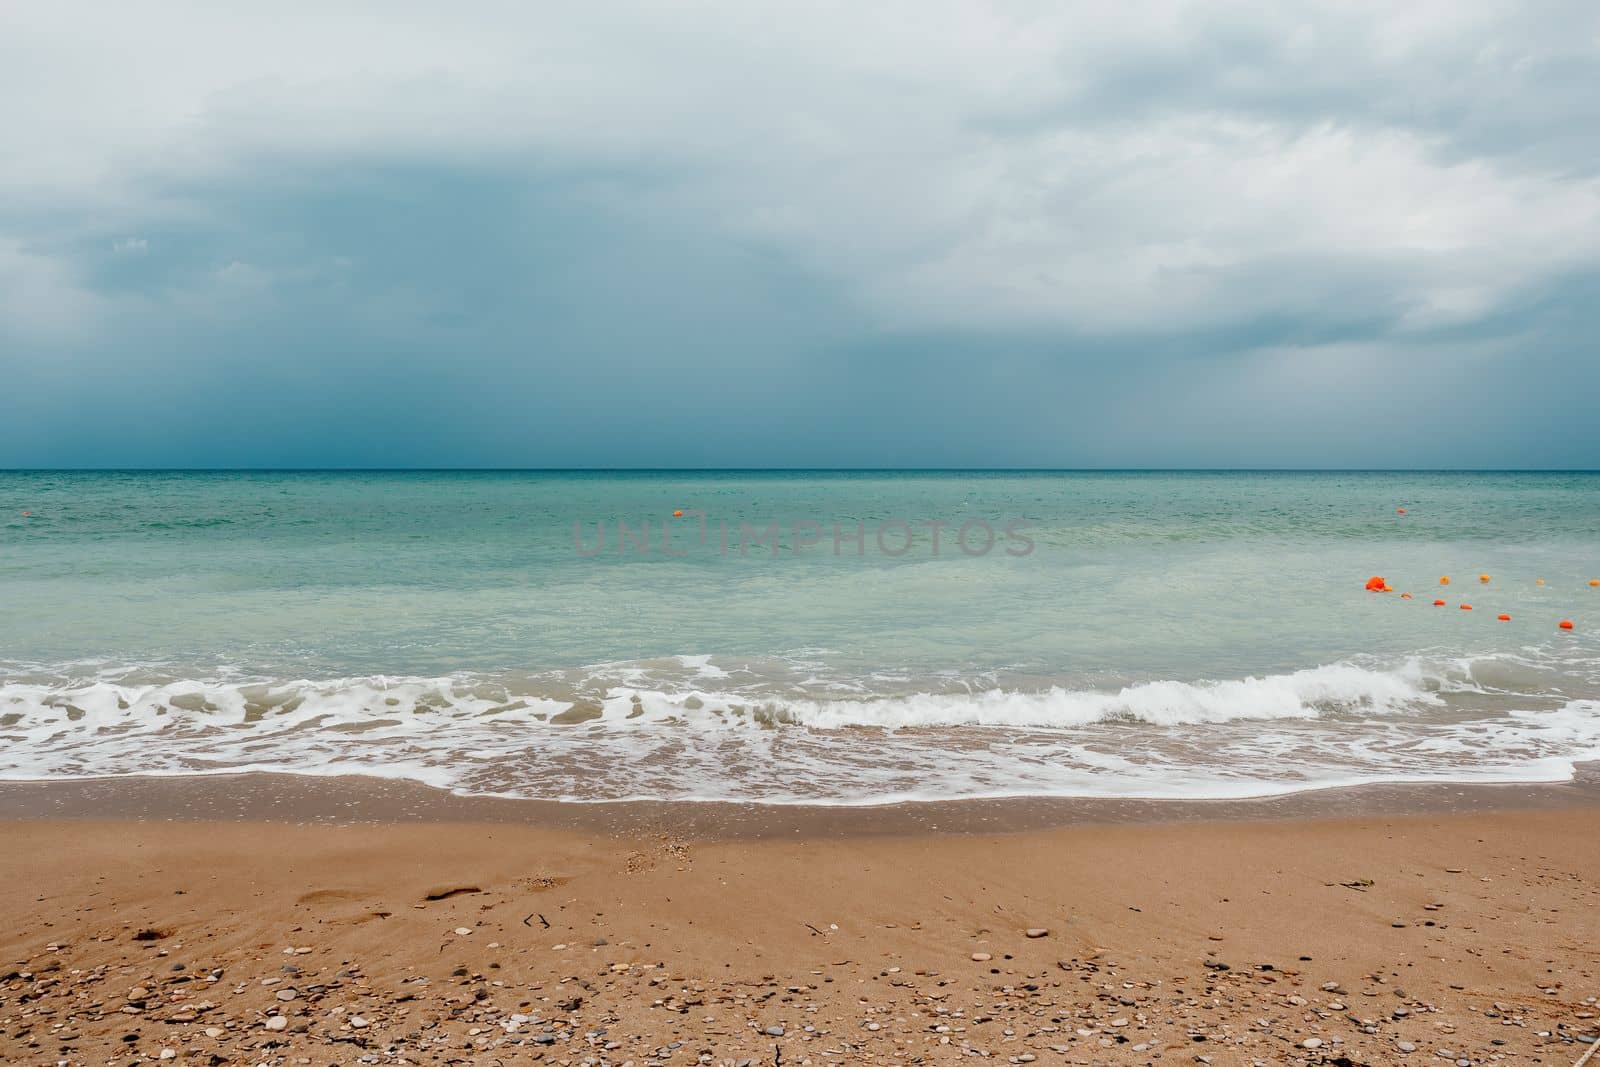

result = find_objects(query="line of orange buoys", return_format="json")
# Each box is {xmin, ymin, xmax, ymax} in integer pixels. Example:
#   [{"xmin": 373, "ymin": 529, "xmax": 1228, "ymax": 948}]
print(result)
[
  {"xmin": 1372, "ymin": 504, "xmax": 1590, "ymax": 630},
  {"xmin": 1367, "ymin": 575, "xmax": 1583, "ymax": 628}
]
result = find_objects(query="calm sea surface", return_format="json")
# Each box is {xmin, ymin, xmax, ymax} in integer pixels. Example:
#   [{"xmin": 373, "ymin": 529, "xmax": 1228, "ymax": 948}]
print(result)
[{"xmin": 2, "ymin": 470, "xmax": 1597, "ymax": 802}]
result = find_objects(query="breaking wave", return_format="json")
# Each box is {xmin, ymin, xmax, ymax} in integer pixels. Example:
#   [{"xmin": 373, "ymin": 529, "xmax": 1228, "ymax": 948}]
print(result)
[{"xmin": 0, "ymin": 656, "xmax": 1596, "ymax": 803}]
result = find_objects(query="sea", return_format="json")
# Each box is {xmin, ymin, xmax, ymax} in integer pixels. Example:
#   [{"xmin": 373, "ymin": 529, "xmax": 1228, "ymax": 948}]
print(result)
[{"xmin": 1, "ymin": 470, "xmax": 1597, "ymax": 804}]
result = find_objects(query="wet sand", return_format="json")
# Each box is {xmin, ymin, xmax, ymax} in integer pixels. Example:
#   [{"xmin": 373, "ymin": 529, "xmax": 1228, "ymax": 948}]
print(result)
[
  {"xmin": 4, "ymin": 764, "xmax": 1600, "ymax": 836},
  {"xmin": 1, "ymin": 776, "xmax": 1598, "ymax": 1065}
]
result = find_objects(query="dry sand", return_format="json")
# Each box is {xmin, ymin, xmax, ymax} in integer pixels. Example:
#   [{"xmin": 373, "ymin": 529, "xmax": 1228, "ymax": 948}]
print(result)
[{"xmin": 1, "ymin": 782, "xmax": 1597, "ymax": 1066}]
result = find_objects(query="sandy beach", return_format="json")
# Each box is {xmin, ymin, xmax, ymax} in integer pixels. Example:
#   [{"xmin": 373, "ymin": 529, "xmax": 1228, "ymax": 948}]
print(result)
[{"xmin": 2, "ymin": 779, "xmax": 1597, "ymax": 1066}]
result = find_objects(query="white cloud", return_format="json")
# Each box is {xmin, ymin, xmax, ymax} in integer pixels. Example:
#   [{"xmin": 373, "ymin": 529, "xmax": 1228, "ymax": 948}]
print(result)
[
  {"xmin": 2, "ymin": 0, "xmax": 1599, "ymax": 338},
  {"xmin": 843, "ymin": 119, "xmax": 1600, "ymax": 332}
]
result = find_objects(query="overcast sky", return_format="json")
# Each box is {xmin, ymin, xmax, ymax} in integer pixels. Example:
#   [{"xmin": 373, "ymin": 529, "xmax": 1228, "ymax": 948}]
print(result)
[{"xmin": 2, "ymin": 1, "xmax": 1598, "ymax": 468}]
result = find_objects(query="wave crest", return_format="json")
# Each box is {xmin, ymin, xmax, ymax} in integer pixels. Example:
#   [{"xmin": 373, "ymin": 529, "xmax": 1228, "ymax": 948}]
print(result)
[{"xmin": 0, "ymin": 657, "xmax": 1594, "ymax": 803}]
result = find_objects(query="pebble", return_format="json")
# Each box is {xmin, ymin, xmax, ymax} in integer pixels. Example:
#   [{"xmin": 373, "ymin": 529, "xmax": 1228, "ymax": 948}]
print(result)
[{"xmin": 7, "ymin": 864, "xmax": 1583, "ymax": 1066}]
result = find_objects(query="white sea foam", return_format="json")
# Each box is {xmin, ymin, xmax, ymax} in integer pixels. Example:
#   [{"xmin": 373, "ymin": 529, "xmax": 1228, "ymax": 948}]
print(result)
[
  {"xmin": 0, "ymin": 659, "xmax": 1595, "ymax": 803},
  {"xmin": 762, "ymin": 662, "xmax": 1438, "ymax": 729}
]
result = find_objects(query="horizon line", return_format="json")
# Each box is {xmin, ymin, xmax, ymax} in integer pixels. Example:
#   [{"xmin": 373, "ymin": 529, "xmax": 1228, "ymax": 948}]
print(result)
[{"xmin": 4, "ymin": 467, "xmax": 1600, "ymax": 475}]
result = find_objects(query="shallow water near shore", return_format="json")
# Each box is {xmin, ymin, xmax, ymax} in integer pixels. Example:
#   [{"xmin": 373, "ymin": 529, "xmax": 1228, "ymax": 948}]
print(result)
[{"xmin": 2, "ymin": 470, "xmax": 1598, "ymax": 802}]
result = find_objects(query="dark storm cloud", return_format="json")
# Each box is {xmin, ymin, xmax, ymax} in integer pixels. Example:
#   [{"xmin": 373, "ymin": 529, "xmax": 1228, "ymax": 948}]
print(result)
[{"xmin": 1, "ymin": 2, "xmax": 1598, "ymax": 467}]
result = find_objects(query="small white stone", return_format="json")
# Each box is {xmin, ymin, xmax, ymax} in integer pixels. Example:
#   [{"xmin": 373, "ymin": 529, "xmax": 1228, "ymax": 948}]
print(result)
[
  {"xmin": 264, "ymin": 1016, "xmax": 288, "ymax": 1031},
  {"xmin": 454, "ymin": 927, "xmax": 471, "ymax": 936},
  {"xmin": 1303, "ymin": 1038, "xmax": 1323, "ymax": 1049}
]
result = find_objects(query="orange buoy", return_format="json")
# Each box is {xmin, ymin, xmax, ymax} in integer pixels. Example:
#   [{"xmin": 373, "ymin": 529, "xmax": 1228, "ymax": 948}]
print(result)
[
  {"xmin": 1497, "ymin": 613, "xmax": 1511, "ymax": 621},
  {"xmin": 673, "ymin": 510, "xmax": 684, "ymax": 517},
  {"xmin": 1365, "ymin": 576, "xmax": 1387, "ymax": 592},
  {"xmin": 1396, "ymin": 507, "xmax": 1406, "ymax": 514},
  {"xmin": 1559, "ymin": 619, "xmax": 1574, "ymax": 630},
  {"xmin": 1479, "ymin": 574, "xmax": 1490, "ymax": 582},
  {"xmin": 21, "ymin": 511, "xmax": 29, "ymax": 516},
  {"xmin": 1433, "ymin": 599, "xmax": 1446, "ymax": 606},
  {"xmin": 1439, "ymin": 576, "xmax": 1450, "ymax": 585},
  {"xmin": 1590, "ymin": 579, "xmax": 1599, "ymax": 587},
  {"xmin": 1400, "ymin": 592, "xmax": 1413, "ymax": 599},
  {"xmin": 1536, "ymin": 579, "xmax": 1545, "ymax": 585},
  {"xmin": 1460, "ymin": 604, "xmax": 1472, "ymax": 610}
]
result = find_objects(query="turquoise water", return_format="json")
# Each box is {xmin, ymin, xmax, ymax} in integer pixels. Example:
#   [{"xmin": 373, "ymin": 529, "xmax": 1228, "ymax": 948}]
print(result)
[{"xmin": 1, "ymin": 470, "xmax": 1597, "ymax": 801}]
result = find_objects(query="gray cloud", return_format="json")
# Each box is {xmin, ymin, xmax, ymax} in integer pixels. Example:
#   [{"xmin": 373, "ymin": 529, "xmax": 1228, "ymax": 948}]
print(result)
[{"xmin": 1, "ymin": 2, "xmax": 1598, "ymax": 466}]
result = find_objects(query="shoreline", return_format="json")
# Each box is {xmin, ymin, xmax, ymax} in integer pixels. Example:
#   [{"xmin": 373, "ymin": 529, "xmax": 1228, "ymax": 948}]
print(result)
[{"xmin": 0, "ymin": 762, "xmax": 1598, "ymax": 838}]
